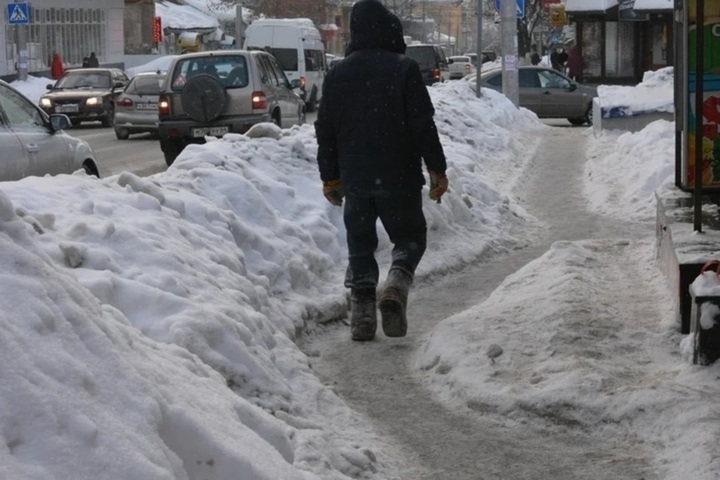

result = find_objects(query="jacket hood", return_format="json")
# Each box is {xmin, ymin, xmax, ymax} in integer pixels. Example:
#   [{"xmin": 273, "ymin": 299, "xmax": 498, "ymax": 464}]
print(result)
[{"xmin": 345, "ymin": 0, "xmax": 406, "ymax": 56}]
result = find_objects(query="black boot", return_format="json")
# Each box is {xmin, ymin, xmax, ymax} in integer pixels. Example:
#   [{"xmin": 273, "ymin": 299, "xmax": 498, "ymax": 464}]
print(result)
[
  {"xmin": 350, "ymin": 288, "xmax": 377, "ymax": 341},
  {"xmin": 379, "ymin": 267, "xmax": 413, "ymax": 337}
]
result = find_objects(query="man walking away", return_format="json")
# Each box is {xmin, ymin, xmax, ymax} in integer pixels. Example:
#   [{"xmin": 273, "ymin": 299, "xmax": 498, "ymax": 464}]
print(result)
[
  {"xmin": 315, "ymin": 0, "xmax": 448, "ymax": 342},
  {"xmin": 87, "ymin": 52, "xmax": 99, "ymax": 68}
]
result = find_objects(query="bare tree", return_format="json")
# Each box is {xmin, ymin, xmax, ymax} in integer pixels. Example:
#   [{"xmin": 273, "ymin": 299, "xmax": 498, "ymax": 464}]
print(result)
[{"xmin": 381, "ymin": 0, "xmax": 417, "ymax": 20}]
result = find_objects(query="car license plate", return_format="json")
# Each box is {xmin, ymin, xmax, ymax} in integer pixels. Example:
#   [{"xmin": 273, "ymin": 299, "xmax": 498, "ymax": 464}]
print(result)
[
  {"xmin": 192, "ymin": 126, "xmax": 229, "ymax": 137},
  {"xmin": 57, "ymin": 104, "xmax": 79, "ymax": 113},
  {"xmin": 136, "ymin": 103, "xmax": 156, "ymax": 110}
]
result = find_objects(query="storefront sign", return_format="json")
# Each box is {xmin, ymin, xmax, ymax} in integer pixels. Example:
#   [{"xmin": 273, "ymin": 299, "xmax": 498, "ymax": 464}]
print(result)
[
  {"xmin": 549, "ymin": 4, "xmax": 567, "ymax": 26},
  {"xmin": 683, "ymin": 0, "xmax": 720, "ymax": 189},
  {"xmin": 618, "ymin": 0, "xmax": 650, "ymax": 21}
]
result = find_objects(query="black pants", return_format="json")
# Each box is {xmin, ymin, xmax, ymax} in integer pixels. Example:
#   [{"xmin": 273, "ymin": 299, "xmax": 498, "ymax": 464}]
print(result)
[{"xmin": 343, "ymin": 190, "xmax": 427, "ymax": 289}]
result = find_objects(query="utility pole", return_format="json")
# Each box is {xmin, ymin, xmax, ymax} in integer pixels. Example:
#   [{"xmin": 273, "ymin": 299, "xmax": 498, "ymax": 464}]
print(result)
[
  {"xmin": 501, "ymin": 0, "xmax": 519, "ymax": 107},
  {"xmin": 235, "ymin": 4, "xmax": 245, "ymax": 49},
  {"xmin": 476, "ymin": 0, "xmax": 482, "ymax": 98}
]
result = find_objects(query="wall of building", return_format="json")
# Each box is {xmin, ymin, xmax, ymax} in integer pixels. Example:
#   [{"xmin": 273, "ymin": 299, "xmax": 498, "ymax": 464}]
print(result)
[{"xmin": 0, "ymin": 0, "xmax": 125, "ymax": 77}]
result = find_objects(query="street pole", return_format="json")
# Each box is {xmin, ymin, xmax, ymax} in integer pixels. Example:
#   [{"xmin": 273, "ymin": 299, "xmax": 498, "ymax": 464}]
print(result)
[
  {"xmin": 501, "ymin": 0, "xmax": 519, "ymax": 107},
  {"xmin": 235, "ymin": 4, "xmax": 245, "ymax": 49},
  {"xmin": 476, "ymin": 0, "xmax": 482, "ymax": 98},
  {"xmin": 17, "ymin": 25, "xmax": 27, "ymax": 81}
]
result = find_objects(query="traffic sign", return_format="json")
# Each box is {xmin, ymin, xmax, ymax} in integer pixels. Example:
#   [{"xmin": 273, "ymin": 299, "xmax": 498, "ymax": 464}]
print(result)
[
  {"xmin": 494, "ymin": 0, "xmax": 525, "ymax": 19},
  {"xmin": 7, "ymin": 2, "xmax": 29, "ymax": 25}
]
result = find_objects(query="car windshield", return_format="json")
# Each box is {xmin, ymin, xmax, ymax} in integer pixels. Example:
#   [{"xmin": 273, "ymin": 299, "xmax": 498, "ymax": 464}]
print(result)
[
  {"xmin": 171, "ymin": 56, "xmax": 249, "ymax": 91},
  {"xmin": 129, "ymin": 75, "xmax": 165, "ymax": 95},
  {"xmin": 450, "ymin": 56, "xmax": 470, "ymax": 63},
  {"xmin": 406, "ymin": 47, "xmax": 435, "ymax": 69},
  {"xmin": 55, "ymin": 72, "xmax": 111, "ymax": 89},
  {"xmin": 271, "ymin": 49, "xmax": 299, "ymax": 71}
]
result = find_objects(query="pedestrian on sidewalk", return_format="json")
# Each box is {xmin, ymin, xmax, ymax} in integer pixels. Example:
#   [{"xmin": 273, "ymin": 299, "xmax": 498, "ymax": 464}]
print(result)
[
  {"xmin": 87, "ymin": 52, "xmax": 99, "ymax": 68},
  {"xmin": 51, "ymin": 52, "xmax": 64, "ymax": 80},
  {"xmin": 566, "ymin": 45, "xmax": 583, "ymax": 82},
  {"xmin": 315, "ymin": 0, "xmax": 448, "ymax": 342}
]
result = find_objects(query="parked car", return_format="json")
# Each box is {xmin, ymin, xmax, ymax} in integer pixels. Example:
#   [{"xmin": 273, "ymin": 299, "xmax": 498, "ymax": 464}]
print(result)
[
  {"xmin": 157, "ymin": 50, "xmax": 306, "ymax": 166},
  {"xmin": 475, "ymin": 66, "xmax": 597, "ymax": 125},
  {"xmin": 0, "ymin": 80, "xmax": 99, "ymax": 181},
  {"xmin": 39, "ymin": 68, "xmax": 130, "ymax": 127},
  {"xmin": 114, "ymin": 71, "xmax": 166, "ymax": 140},
  {"xmin": 244, "ymin": 18, "xmax": 325, "ymax": 112},
  {"xmin": 463, "ymin": 52, "xmax": 478, "ymax": 66},
  {"xmin": 481, "ymin": 51, "xmax": 498, "ymax": 64},
  {"xmin": 405, "ymin": 44, "xmax": 450, "ymax": 85},
  {"xmin": 448, "ymin": 55, "xmax": 476, "ymax": 80}
]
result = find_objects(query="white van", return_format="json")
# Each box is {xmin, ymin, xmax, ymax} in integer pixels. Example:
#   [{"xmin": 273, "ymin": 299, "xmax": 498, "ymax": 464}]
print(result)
[{"xmin": 243, "ymin": 18, "xmax": 325, "ymax": 112}]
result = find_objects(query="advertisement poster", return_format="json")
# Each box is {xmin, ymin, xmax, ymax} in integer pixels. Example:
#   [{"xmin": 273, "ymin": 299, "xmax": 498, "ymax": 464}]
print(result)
[{"xmin": 685, "ymin": 0, "xmax": 720, "ymax": 188}]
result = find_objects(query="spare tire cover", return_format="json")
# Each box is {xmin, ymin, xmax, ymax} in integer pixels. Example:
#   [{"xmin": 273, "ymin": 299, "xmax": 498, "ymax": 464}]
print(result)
[{"xmin": 180, "ymin": 74, "xmax": 227, "ymax": 123}]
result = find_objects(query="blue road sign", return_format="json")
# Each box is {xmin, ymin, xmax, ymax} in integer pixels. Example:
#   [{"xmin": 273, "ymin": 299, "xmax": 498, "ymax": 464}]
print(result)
[
  {"xmin": 7, "ymin": 2, "xmax": 29, "ymax": 25},
  {"xmin": 494, "ymin": 0, "xmax": 525, "ymax": 19}
]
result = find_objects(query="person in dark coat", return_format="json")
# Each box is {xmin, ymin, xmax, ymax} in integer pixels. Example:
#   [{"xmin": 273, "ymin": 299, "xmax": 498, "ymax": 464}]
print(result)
[
  {"xmin": 51, "ymin": 52, "xmax": 64, "ymax": 79},
  {"xmin": 566, "ymin": 46, "xmax": 583, "ymax": 81},
  {"xmin": 315, "ymin": 0, "xmax": 448, "ymax": 342},
  {"xmin": 87, "ymin": 52, "xmax": 99, "ymax": 68}
]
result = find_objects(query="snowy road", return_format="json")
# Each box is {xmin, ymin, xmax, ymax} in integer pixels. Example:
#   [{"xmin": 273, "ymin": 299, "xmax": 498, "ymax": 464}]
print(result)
[{"xmin": 302, "ymin": 122, "xmax": 659, "ymax": 479}]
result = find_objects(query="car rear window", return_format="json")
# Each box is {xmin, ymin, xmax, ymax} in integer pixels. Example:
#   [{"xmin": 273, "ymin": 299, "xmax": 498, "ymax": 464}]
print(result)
[
  {"xmin": 450, "ymin": 56, "xmax": 471, "ymax": 63},
  {"xmin": 55, "ymin": 72, "xmax": 111, "ymax": 89},
  {"xmin": 170, "ymin": 55, "xmax": 249, "ymax": 91},
  {"xmin": 128, "ymin": 75, "xmax": 165, "ymax": 95},
  {"xmin": 270, "ymin": 48, "xmax": 299, "ymax": 71},
  {"xmin": 405, "ymin": 47, "xmax": 435, "ymax": 69}
]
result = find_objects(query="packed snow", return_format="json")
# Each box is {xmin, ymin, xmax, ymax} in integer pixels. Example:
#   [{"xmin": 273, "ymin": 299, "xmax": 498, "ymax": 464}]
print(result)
[
  {"xmin": 596, "ymin": 67, "xmax": 674, "ymax": 115},
  {"xmin": 6, "ymin": 67, "xmax": 718, "ymax": 479},
  {"xmin": 126, "ymin": 56, "xmax": 179, "ymax": 78},
  {"xmin": 155, "ymin": 0, "xmax": 219, "ymax": 30}
]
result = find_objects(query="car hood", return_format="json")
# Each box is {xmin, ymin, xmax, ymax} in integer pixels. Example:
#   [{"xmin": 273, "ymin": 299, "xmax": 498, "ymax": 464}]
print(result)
[{"xmin": 43, "ymin": 89, "xmax": 110, "ymax": 99}]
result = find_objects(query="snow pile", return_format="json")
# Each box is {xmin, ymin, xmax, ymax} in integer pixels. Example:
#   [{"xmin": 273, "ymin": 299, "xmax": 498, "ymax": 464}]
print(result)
[
  {"xmin": 155, "ymin": 0, "xmax": 219, "ymax": 30},
  {"xmin": 182, "ymin": 0, "xmax": 252, "ymax": 23},
  {"xmin": 0, "ymin": 81, "xmax": 544, "ymax": 479},
  {"xmin": 10, "ymin": 75, "xmax": 51, "ymax": 104},
  {"xmin": 596, "ymin": 67, "xmax": 674, "ymax": 114},
  {"xmin": 584, "ymin": 119, "xmax": 675, "ymax": 222}
]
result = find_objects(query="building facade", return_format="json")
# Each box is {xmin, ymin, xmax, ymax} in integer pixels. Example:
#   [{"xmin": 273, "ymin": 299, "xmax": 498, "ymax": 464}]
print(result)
[
  {"xmin": 0, "ymin": 0, "xmax": 125, "ymax": 79},
  {"xmin": 565, "ymin": 0, "xmax": 673, "ymax": 84}
]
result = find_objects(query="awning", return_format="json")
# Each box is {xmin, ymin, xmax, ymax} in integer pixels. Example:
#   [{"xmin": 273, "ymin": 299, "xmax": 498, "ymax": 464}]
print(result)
[
  {"xmin": 564, "ymin": 0, "xmax": 618, "ymax": 13},
  {"xmin": 633, "ymin": 0, "xmax": 673, "ymax": 11}
]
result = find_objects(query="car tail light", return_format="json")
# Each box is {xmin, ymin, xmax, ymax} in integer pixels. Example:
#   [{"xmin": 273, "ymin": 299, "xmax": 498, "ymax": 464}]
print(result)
[
  {"xmin": 465, "ymin": 64, "xmax": 472, "ymax": 72},
  {"xmin": 158, "ymin": 96, "xmax": 170, "ymax": 116},
  {"xmin": 433, "ymin": 69, "xmax": 441, "ymax": 81},
  {"xmin": 251, "ymin": 91, "xmax": 267, "ymax": 110},
  {"xmin": 117, "ymin": 97, "xmax": 133, "ymax": 107}
]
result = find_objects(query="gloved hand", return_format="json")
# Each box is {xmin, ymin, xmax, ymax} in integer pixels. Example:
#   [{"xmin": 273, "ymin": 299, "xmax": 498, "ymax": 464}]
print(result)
[
  {"xmin": 428, "ymin": 171, "xmax": 448, "ymax": 202},
  {"xmin": 322, "ymin": 179, "xmax": 344, "ymax": 206}
]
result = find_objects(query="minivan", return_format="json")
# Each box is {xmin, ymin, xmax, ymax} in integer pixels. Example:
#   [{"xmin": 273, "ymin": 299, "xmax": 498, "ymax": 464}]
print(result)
[
  {"xmin": 244, "ymin": 18, "xmax": 325, "ymax": 112},
  {"xmin": 405, "ymin": 44, "xmax": 450, "ymax": 86}
]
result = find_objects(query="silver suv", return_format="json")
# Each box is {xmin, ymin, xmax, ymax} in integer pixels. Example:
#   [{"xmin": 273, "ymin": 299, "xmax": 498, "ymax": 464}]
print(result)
[{"xmin": 157, "ymin": 50, "xmax": 306, "ymax": 165}]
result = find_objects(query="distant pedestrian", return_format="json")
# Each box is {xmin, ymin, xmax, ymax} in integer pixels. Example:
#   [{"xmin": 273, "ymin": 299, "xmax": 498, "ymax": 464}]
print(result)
[
  {"xmin": 566, "ymin": 46, "xmax": 583, "ymax": 81},
  {"xmin": 82, "ymin": 56, "xmax": 90, "ymax": 68},
  {"xmin": 550, "ymin": 46, "xmax": 567, "ymax": 73},
  {"xmin": 51, "ymin": 52, "xmax": 64, "ymax": 79},
  {"xmin": 315, "ymin": 0, "xmax": 448, "ymax": 342},
  {"xmin": 530, "ymin": 45, "xmax": 541, "ymax": 66},
  {"xmin": 87, "ymin": 52, "xmax": 99, "ymax": 68}
]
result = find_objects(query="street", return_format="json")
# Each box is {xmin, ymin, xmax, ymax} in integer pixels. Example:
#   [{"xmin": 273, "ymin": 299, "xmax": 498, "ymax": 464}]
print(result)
[{"xmin": 72, "ymin": 112, "xmax": 319, "ymax": 178}]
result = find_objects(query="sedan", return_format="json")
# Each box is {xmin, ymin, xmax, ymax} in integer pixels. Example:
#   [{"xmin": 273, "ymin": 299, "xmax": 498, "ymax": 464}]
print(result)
[
  {"xmin": 475, "ymin": 66, "xmax": 597, "ymax": 125},
  {"xmin": 39, "ymin": 68, "xmax": 129, "ymax": 127},
  {"xmin": 114, "ymin": 72, "xmax": 166, "ymax": 140},
  {"xmin": 0, "ymin": 80, "xmax": 100, "ymax": 181}
]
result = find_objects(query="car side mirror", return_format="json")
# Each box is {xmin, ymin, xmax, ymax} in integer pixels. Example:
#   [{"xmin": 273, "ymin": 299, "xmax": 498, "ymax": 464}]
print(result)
[
  {"xmin": 49, "ymin": 114, "xmax": 71, "ymax": 132},
  {"xmin": 46, "ymin": 83, "xmax": 54, "ymax": 90},
  {"xmin": 567, "ymin": 82, "xmax": 578, "ymax": 91},
  {"xmin": 114, "ymin": 82, "xmax": 124, "ymax": 89},
  {"xmin": 290, "ymin": 79, "xmax": 301, "ymax": 89},
  {"xmin": 448, "ymin": 58, "xmax": 454, "ymax": 64}
]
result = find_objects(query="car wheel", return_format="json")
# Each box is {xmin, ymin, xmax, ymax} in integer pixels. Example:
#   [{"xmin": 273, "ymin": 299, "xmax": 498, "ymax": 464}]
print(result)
[
  {"xmin": 101, "ymin": 105, "xmax": 114, "ymax": 128},
  {"xmin": 71, "ymin": 119, "xmax": 82, "ymax": 127},
  {"xmin": 161, "ymin": 139, "xmax": 182, "ymax": 167},
  {"xmin": 181, "ymin": 74, "xmax": 227, "ymax": 123},
  {"xmin": 584, "ymin": 104, "xmax": 593, "ymax": 126},
  {"xmin": 115, "ymin": 127, "xmax": 130, "ymax": 140},
  {"xmin": 272, "ymin": 110, "xmax": 281, "ymax": 127},
  {"xmin": 83, "ymin": 160, "xmax": 100, "ymax": 178},
  {"xmin": 567, "ymin": 117, "xmax": 586, "ymax": 126},
  {"xmin": 305, "ymin": 87, "xmax": 317, "ymax": 113}
]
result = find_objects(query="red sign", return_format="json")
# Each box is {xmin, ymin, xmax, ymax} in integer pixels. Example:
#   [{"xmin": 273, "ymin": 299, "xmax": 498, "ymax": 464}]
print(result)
[
  {"xmin": 153, "ymin": 16, "xmax": 162, "ymax": 43},
  {"xmin": 543, "ymin": 0, "xmax": 561, "ymax": 11}
]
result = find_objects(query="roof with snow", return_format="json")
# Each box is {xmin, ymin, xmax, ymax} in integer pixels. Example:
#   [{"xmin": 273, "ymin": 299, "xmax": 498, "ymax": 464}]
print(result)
[
  {"xmin": 633, "ymin": 0, "xmax": 673, "ymax": 11},
  {"xmin": 564, "ymin": 0, "xmax": 618, "ymax": 12}
]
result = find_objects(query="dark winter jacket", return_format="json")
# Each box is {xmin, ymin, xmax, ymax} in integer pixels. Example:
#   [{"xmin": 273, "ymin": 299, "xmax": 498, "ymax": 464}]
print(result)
[{"xmin": 315, "ymin": 0, "xmax": 446, "ymax": 196}]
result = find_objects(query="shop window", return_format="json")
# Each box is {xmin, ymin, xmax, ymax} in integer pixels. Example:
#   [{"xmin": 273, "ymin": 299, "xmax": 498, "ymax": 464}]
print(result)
[
  {"xmin": 605, "ymin": 21, "xmax": 635, "ymax": 77},
  {"xmin": 581, "ymin": 22, "xmax": 602, "ymax": 78}
]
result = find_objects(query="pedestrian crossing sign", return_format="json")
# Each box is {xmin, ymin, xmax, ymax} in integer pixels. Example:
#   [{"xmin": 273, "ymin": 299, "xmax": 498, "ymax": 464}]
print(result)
[{"xmin": 7, "ymin": 3, "xmax": 30, "ymax": 25}]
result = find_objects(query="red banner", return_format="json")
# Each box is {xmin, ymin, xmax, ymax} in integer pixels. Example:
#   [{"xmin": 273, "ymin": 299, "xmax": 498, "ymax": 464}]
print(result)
[{"xmin": 153, "ymin": 16, "xmax": 162, "ymax": 43}]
